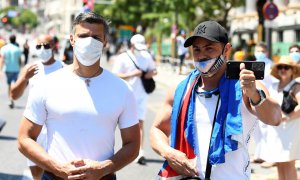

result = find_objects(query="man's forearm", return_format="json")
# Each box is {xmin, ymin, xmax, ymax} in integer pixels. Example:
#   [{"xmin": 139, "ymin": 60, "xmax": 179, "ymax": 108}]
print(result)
[
  {"xmin": 11, "ymin": 77, "xmax": 28, "ymax": 100},
  {"xmin": 255, "ymin": 97, "xmax": 281, "ymax": 126},
  {"xmin": 150, "ymin": 127, "xmax": 172, "ymax": 159},
  {"xmin": 18, "ymin": 137, "xmax": 62, "ymax": 174},
  {"xmin": 105, "ymin": 140, "xmax": 139, "ymax": 175},
  {"xmin": 115, "ymin": 71, "xmax": 139, "ymax": 80}
]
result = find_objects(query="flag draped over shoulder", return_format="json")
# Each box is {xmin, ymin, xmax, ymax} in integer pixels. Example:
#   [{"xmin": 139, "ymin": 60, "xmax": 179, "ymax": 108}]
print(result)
[{"xmin": 158, "ymin": 69, "xmax": 243, "ymax": 179}]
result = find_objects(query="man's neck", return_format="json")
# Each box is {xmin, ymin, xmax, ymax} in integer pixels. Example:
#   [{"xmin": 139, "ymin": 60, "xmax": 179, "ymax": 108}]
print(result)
[
  {"xmin": 42, "ymin": 57, "xmax": 55, "ymax": 65},
  {"xmin": 200, "ymin": 65, "xmax": 226, "ymax": 91},
  {"xmin": 72, "ymin": 59, "xmax": 102, "ymax": 78}
]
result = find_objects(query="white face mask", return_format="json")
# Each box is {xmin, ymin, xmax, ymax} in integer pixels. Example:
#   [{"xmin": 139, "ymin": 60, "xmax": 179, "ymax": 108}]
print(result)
[
  {"xmin": 254, "ymin": 52, "xmax": 267, "ymax": 61},
  {"xmin": 290, "ymin": 52, "xmax": 300, "ymax": 62},
  {"xmin": 36, "ymin": 48, "xmax": 52, "ymax": 63},
  {"xmin": 74, "ymin": 37, "xmax": 103, "ymax": 66},
  {"xmin": 134, "ymin": 49, "xmax": 142, "ymax": 57}
]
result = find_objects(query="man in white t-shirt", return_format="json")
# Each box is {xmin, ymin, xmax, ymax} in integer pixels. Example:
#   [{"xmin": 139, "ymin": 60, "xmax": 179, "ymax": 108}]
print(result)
[
  {"xmin": 112, "ymin": 34, "xmax": 157, "ymax": 165},
  {"xmin": 150, "ymin": 21, "xmax": 281, "ymax": 180},
  {"xmin": 11, "ymin": 34, "xmax": 63, "ymax": 179},
  {"xmin": 18, "ymin": 11, "xmax": 140, "ymax": 179},
  {"xmin": 176, "ymin": 29, "xmax": 189, "ymax": 75}
]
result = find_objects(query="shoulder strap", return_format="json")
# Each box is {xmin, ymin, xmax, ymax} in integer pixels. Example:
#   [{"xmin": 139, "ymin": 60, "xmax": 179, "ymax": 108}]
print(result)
[
  {"xmin": 283, "ymin": 79, "xmax": 299, "ymax": 92},
  {"xmin": 125, "ymin": 51, "xmax": 140, "ymax": 70},
  {"xmin": 204, "ymin": 95, "xmax": 221, "ymax": 180}
]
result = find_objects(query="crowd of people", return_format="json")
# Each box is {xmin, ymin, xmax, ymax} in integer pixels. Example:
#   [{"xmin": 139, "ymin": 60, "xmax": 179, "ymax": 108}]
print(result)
[{"xmin": 0, "ymin": 11, "xmax": 300, "ymax": 180}]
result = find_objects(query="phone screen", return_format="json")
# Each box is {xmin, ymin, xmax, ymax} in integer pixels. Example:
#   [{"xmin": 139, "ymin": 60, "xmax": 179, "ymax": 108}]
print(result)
[{"xmin": 226, "ymin": 61, "xmax": 265, "ymax": 80}]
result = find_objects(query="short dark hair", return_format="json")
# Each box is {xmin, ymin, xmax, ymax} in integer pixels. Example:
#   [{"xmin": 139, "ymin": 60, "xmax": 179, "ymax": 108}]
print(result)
[
  {"xmin": 256, "ymin": 41, "xmax": 268, "ymax": 50},
  {"xmin": 9, "ymin": 35, "xmax": 16, "ymax": 44},
  {"xmin": 289, "ymin": 44, "xmax": 300, "ymax": 52},
  {"xmin": 72, "ymin": 11, "xmax": 109, "ymax": 36}
]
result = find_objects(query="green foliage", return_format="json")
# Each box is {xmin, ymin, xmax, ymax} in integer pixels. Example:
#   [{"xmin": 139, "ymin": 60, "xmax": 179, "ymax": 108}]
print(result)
[
  {"xmin": 94, "ymin": 0, "xmax": 244, "ymax": 35},
  {"xmin": 17, "ymin": 9, "xmax": 38, "ymax": 29},
  {"xmin": 0, "ymin": 6, "xmax": 38, "ymax": 30},
  {"xmin": 93, "ymin": 0, "xmax": 245, "ymax": 59}
]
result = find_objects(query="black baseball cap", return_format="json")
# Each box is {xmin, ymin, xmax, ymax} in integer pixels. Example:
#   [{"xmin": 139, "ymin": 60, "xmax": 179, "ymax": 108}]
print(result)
[{"xmin": 184, "ymin": 21, "xmax": 228, "ymax": 47}]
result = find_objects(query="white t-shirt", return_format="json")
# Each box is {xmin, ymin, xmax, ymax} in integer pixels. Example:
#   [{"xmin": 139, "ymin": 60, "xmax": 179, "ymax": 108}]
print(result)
[
  {"xmin": 24, "ymin": 68, "xmax": 138, "ymax": 163},
  {"xmin": 112, "ymin": 50, "xmax": 156, "ymax": 96},
  {"xmin": 176, "ymin": 36, "xmax": 188, "ymax": 56},
  {"xmin": 112, "ymin": 50, "xmax": 156, "ymax": 119},
  {"xmin": 194, "ymin": 94, "xmax": 257, "ymax": 180},
  {"xmin": 29, "ymin": 60, "xmax": 64, "ymax": 89},
  {"xmin": 26, "ymin": 59, "xmax": 63, "ymax": 166}
]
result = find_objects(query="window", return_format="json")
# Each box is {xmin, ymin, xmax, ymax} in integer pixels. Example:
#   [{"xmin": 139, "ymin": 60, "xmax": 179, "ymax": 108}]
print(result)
[{"xmin": 296, "ymin": 29, "xmax": 300, "ymax": 42}]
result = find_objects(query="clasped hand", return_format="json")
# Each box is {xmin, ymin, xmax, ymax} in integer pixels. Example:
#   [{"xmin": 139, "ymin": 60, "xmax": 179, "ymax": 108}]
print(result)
[
  {"xmin": 58, "ymin": 159, "xmax": 107, "ymax": 180},
  {"xmin": 166, "ymin": 148, "xmax": 198, "ymax": 177}
]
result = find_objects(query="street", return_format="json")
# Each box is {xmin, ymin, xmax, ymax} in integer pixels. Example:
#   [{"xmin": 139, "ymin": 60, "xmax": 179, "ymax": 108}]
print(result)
[
  {"xmin": 0, "ymin": 56, "xmax": 298, "ymax": 180},
  {"xmin": 0, "ymin": 57, "xmax": 176, "ymax": 180}
]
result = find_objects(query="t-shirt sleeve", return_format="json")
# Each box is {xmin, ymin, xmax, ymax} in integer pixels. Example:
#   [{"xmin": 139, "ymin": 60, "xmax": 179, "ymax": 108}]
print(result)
[
  {"xmin": 18, "ymin": 48, "xmax": 22, "ymax": 57},
  {"xmin": 118, "ymin": 85, "xmax": 139, "ymax": 129},
  {"xmin": 112, "ymin": 55, "xmax": 124, "ymax": 73},
  {"xmin": 23, "ymin": 79, "xmax": 47, "ymax": 126},
  {"xmin": 147, "ymin": 53, "xmax": 156, "ymax": 71}
]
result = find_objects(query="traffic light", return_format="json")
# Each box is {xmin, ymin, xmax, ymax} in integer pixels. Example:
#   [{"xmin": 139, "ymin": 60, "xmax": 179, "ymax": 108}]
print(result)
[
  {"xmin": 82, "ymin": 0, "xmax": 94, "ymax": 12},
  {"xmin": 1, "ymin": 17, "xmax": 8, "ymax": 24},
  {"xmin": 83, "ymin": 0, "xmax": 88, "ymax": 6},
  {"xmin": 256, "ymin": 0, "xmax": 267, "ymax": 24}
]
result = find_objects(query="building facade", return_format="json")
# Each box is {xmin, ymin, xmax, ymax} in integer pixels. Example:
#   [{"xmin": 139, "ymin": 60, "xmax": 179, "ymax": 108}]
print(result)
[{"xmin": 229, "ymin": 0, "xmax": 300, "ymax": 60}]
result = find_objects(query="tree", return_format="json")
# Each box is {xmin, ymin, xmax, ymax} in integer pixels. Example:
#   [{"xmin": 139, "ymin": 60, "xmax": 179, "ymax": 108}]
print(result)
[
  {"xmin": 0, "ymin": 6, "xmax": 38, "ymax": 31},
  {"xmin": 93, "ymin": 0, "xmax": 244, "ymax": 60},
  {"xmin": 197, "ymin": 0, "xmax": 245, "ymax": 29}
]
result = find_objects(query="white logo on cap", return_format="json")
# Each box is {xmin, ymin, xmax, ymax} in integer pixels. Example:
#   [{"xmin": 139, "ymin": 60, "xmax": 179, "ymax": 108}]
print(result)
[{"xmin": 197, "ymin": 25, "xmax": 206, "ymax": 34}]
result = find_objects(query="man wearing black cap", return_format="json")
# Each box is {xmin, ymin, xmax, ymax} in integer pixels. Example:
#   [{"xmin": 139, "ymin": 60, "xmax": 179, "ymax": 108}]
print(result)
[{"xmin": 150, "ymin": 21, "xmax": 281, "ymax": 179}]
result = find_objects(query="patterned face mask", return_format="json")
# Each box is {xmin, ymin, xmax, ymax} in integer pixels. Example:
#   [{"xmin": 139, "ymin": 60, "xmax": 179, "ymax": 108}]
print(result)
[{"xmin": 194, "ymin": 47, "xmax": 225, "ymax": 77}]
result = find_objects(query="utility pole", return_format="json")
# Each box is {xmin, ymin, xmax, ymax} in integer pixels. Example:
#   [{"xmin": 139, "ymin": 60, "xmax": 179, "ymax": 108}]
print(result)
[{"xmin": 256, "ymin": 0, "xmax": 267, "ymax": 42}]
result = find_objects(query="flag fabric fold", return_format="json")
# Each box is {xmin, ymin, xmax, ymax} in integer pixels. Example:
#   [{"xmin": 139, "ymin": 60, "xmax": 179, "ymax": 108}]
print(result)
[{"xmin": 158, "ymin": 69, "xmax": 243, "ymax": 179}]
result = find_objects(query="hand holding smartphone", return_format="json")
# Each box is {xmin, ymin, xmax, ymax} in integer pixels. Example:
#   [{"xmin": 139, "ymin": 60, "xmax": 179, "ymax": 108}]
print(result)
[{"xmin": 225, "ymin": 61, "xmax": 265, "ymax": 80}]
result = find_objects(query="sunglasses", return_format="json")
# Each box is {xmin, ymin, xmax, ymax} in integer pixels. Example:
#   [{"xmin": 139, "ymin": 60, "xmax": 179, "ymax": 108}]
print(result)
[
  {"xmin": 277, "ymin": 65, "xmax": 292, "ymax": 70},
  {"xmin": 36, "ymin": 44, "xmax": 51, "ymax": 50}
]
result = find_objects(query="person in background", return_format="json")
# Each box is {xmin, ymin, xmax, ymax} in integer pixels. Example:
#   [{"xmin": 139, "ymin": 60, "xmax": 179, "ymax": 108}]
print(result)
[
  {"xmin": 11, "ymin": 34, "xmax": 64, "ymax": 179},
  {"xmin": 177, "ymin": 29, "xmax": 189, "ymax": 75},
  {"xmin": 150, "ymin": 20, "xmax": 281, "ymax": 179},
  {"xmin": 18, "ymin": 11, "xmax": 140, "ymax": 179},
  {"xmin": 0, "ymin": 38, "xmax": 5, "ymax": 49},
  {"xmin": 260, "ymin": 56, "xmax": 300, "ymax": 180},
  {"xmin": 233, "ymin": 47, "xmax": 246, "ymax": 61},
  {"xmin": 23, "ymin": 39, "xmax": 30, "ymax": 65},
  {"xmin": 52, "ymin": 36, "xmax": 60, "ymax": 54},
  {"xmin": 289, "ymin": 44, "xmax": 300, "ymax": 64},
  {"xmin": 251, "ymin": 41, "xmax": 275, "ymax": 167},
  {"xmin": 254, "ymin": 42, "xmax": 273, "ymax": 70},
  {"xmin": 112, "ymin": 34, "xmax": 157, "ymax": 165},
  {"xmin": 62, "ymin": 41, "xmax": 73, "ymax": 65},
  {"xmin": 0, "ymin": 35, "xmax": 22, "ymax": 109}
]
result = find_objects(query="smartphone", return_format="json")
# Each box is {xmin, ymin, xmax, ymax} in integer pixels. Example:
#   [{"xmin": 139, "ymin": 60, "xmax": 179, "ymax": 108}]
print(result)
[{"xmin": 225, "ymin": 61, "xmax": 265, "ymax": 80}]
